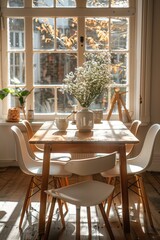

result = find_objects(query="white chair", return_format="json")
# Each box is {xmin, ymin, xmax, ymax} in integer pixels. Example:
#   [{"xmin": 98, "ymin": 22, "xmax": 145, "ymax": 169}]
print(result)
[
  {"xmin": 11, "ymin": 125, "xmax": 72, "ymax": 229},
  {"xmin": 125, "ymin": 120, "xmax": 141, "ymax": 157},
  {"xmin": 45, "ymin": 153, "xmax": 117, "ymax": 240},
  {"xmin": 101, "ymin": 124, "xmax": 160, "ymax": 227},
  {"xmin": 22, "ymin": 120, "xmax": 71, "ymax": 162}
]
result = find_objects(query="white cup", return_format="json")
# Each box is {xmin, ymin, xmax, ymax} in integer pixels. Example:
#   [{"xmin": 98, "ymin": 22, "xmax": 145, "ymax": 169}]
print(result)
[{"xmin": 55, "ymin": 118, "xmax": 68, "ymax": 131}]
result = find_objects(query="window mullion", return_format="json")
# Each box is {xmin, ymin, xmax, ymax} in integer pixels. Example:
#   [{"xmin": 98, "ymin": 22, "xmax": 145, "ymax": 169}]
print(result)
[
  {"xmin": 76, "ymin": 0, "xmax": 86, "ymax": 8},
  {"xmin": 129, "ymin": 15, "xmax": 135, "ymax": 116},
  {"xmin": 78, "ymin": 17, "xmax": 85, "ymax": 66},
  {"xmin": 25, "ymin": 0, "xmax": 32, "ymax": 8},
  {"xmin": 130, "ymin": 0, "xmax": 136, "ymax": 7},
  {"xmin": 25, "ymin": 16, "xmax": 33, "ymax": 110}
]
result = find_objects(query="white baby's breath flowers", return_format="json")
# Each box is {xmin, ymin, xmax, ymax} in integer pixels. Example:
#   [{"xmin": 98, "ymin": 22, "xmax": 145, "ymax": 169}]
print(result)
[{"xmin": 63, "ymin": 52, "xmax": 112, "ymax": 108}]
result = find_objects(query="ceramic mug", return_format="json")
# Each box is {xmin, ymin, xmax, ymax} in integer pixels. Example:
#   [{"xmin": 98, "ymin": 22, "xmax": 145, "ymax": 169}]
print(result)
[{"xmin": 55, "ymin": 118, "xmax": 68, "ymax": 131}]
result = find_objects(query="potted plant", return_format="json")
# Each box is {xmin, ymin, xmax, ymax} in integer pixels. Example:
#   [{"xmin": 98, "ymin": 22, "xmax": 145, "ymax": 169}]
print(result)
[{"xmin": 0, "ymin": 84, "xmax": 33, "ymax": 120}]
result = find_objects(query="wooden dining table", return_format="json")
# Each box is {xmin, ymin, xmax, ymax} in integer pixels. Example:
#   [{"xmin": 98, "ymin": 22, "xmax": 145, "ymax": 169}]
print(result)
[{"xmin": 29, "ymin": 120, "xmax": 139, "ymax": 238}]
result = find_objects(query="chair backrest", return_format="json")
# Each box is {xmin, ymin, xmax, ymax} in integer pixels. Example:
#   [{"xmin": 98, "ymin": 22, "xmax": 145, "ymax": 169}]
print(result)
[
  {"xmin": 11, "ymin": 125, "xmax": 37, "ymax": 175},
  {"xmin": 129, "ymin": 120, "xmax": 142, "ymax": 135},
  {"xmin": 129, "ymin": 124, "xmax": 160, "ymax": 170},
  {"xmin": 22, "ymin": 120, "xmax": 33, "ymax": 139},
  {"xmin": 22, "ymin": 120, "xmax": 43, "ymax": 152},
  {"xmin": 126, "ymin": 120, "xmax": 141, "ymax": 156},
  {"xmin": 64, "ymin": 152, "xmax": 116, "ymax": 176}
]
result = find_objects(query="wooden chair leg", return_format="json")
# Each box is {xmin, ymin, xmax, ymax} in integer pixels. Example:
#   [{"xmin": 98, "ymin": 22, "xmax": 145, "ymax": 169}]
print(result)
[
  {"xmin": 98, "ymin": 203, "xmax": 115, "ymax": 240},
  {"xmin": 19, "ymin": 176, "xmax": 34, "ymax": 229},
  {"xmin": 25, "ymin": 176, "xmax": 41, "ymax": 211},
  {"xmin": 52, "ymin": 177, "xmax": 69, "ymax": 215},
  {"xmin": 87, "ymin": 207, "xmax": 92, "ymax": 237},
  {"xmin": 57, "ymin": 198, "xmax": 65, "ymax": 228},
  {"xmin": 56, "ymin": 177, "xmax": 69, "ymax": 214},
  {"xmin": 107, "ymin": 177, "xmax": 113, "ymax": 184},
  {"xmin": 76, "ymin": 206, "xmax": 81, "ymax": 240},
  {"xmin": 138, "ymin": 175, "xmax": 154, "ymax": 228},
  {"xmin": 59, "ymin": 177, "xmax": 69, "ymax": 187},
  {"xmin": 106, "ymin": 177, "xmax": 117, "ymax": 217},
  {"xmin": 64, "ymin": 177, "xmax": 69, "ymax": 186},
  {"xmin": 135, "ymin": 175, "xmax": 146, "ymax": 210},
  {"xmin": 63, "ymin": 201, "xmax": 68, "ymax": 213},
  {"xmin": 44, "ymin": 197, "xmax": 56, "ymax": 240}
]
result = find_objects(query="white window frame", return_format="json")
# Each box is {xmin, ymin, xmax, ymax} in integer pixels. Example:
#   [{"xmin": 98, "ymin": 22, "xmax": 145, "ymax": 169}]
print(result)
[{"xmin": 0, "ymin": 0, "xmax": 149, "ymax": 123}]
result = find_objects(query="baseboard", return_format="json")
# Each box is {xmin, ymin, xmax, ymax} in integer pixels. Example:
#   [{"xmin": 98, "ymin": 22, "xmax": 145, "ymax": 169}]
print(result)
[{"xmin": 0, "ymin": 160, "xmax": 18, "ymax": 167}]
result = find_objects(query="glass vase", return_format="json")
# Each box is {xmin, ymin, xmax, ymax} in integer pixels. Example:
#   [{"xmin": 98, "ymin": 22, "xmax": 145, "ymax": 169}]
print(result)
[{"xmin": 76, "ymin": 108, "xmax": 94, "ymax": 132}]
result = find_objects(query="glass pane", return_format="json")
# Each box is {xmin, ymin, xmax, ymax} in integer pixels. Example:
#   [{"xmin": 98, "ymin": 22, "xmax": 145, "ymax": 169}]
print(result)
[
  {"xmin": 33, "ymin": 18, "xmax": 54, "ymax": 50},
  {"xmin": 85, "ymin": 18, "xmax": 109, "ymax": 50},
  {"xmin": 56, "ymin": 0, "xmax": 76, "ymax": 7},
  {"xmin": 8, "ymin": 0, "xmax": 24, "ymax": 7},
  {"xmin": 32, "ymin": 0, "xmax": 53, "ymax": 7},
  {"xmin": 33, "ymin": 53, "xmax": 77, "ymax": 85},
  {"xmin": 56, "ymin": 18, "xmax": 78, "ymax": 50},
  {"xmin": 34, "ymin": 88, "xmax": 55, "ymax": 113},
  {"xmin": 8, "ymin": 18, "xmax": 24, "ymax": 49},
  {"xmin": 90, "ymin": 89, "xmax": 109, "ymax": 111},
  {"xmin": 111, "ymin": 0, "xmax": 129, "ymax": 8},
  {"xmin": 86, "ymin": 0, "xmax": 109, "ymax": 8},
  {"xmin": 57, "ymin": 89, "xmax": 77, "ymax": 113},
  {"xmin": 111, "ymin": 53, "xmax": 127, "ymax": 84},
  {"xmin": 9, "ymin": 53, "xmax": 25, "ymax": 84},
  {"xmin": 34, "ymin": 88, "xmax": 77, "ymax": 113},
  {"xmin": 111, "ymin": 18, "xmax": 129, "ymax": 50}
]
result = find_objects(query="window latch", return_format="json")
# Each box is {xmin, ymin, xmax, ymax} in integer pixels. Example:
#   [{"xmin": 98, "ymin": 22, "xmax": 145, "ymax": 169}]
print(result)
[{"xmin": 80, "ymin": 36, "xmax": 84, "ymax": 43}]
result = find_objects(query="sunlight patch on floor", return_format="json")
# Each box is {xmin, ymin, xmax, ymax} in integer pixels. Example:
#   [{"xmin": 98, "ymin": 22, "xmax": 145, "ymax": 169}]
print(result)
[{"xmin": 0, "ymin": 201, "xmax": 18, "ymax": 222}]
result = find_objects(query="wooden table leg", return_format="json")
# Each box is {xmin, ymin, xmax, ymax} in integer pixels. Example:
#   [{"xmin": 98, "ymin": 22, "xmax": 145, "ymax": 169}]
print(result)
[
  {"xmin": 39, "ymin": 144, "xmax": 51, "ymax": 238},
  {"xmin": 119, "ymin": 144, "xmax": 130, "ymax": 234}
]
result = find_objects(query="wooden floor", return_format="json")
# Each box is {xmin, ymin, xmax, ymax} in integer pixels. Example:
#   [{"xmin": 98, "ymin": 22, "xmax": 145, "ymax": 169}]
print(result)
[{"xmin": 0, "ymin": 167, "xmax": 160, "ymax": 240}]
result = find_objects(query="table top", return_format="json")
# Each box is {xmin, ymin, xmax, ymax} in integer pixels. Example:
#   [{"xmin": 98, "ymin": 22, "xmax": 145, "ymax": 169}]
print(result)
[{"xmin": 29, "ymin": 120, "xmax": 139, "ymax": 145}]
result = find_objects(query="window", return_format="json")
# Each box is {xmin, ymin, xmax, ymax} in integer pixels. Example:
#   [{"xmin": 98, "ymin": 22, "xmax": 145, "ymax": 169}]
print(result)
[{"xmin": 1, "ymin": 0, "xmax": 136, "ymax": 120}]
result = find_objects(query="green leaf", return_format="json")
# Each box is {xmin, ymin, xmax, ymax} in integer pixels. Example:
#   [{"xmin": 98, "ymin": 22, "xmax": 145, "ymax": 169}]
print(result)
[{"xmin": 0, "ymin": 88, "xmax": 10, "ymax": 100}]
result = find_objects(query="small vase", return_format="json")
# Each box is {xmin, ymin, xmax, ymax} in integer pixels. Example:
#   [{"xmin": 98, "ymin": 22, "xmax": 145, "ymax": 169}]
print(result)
[{"xmin": 76, "ymin": 108, "xmax": 94, "ymax": 132}]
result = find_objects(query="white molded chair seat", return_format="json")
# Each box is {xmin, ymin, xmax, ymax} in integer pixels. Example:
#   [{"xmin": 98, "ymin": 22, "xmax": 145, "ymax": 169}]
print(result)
[
  {"xmin": 47, "ymin": 180, "xmax": 114, "ymax": 207},
  {"xmin": 11, "ymin": 125, "xmax": 72, "ymax": 229},
  {"xmin": 45, "ymin": 153, "xmax": 117, "ymax": 240},
  {"xmin": 101, "ymin": 124, "xmax": 160, "ymax": 227},
  {"xmin": 101, "ymin": 159, "xmax": 144, "ymax": 177}
]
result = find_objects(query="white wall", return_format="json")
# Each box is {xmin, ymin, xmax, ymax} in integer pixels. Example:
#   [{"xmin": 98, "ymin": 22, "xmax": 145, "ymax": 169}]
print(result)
[
  {"xmin": 151, "ymin": 0, "xmax": 160, "ymax": 123},
  {"xmin": 0, "ymin": 123, "xmax": 18, "ymax": 166},
  {"xmin": 0, "ymin": 121, "xmax": 42, "ymax": 167},
  {"xmin": 149, "ymin": 0, "xmax": 160, "ymax": 170}
]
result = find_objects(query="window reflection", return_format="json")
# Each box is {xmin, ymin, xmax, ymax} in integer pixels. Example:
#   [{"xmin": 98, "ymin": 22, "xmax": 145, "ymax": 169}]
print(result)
[{"xmin": 33, "ymin": 53, "xmax": 77, "ymax": 85}]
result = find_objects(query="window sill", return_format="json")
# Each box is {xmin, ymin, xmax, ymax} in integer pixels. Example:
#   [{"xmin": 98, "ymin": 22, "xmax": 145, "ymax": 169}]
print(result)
[{"xmin": 0, "ymin": 118, "xmax": 148, "ymax": 128}]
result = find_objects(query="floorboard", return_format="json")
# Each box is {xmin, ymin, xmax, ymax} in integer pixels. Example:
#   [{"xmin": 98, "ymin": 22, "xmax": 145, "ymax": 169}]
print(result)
[{"xmin": 0, "ymin": 167, "xmax": 160, "ymax": 240}]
